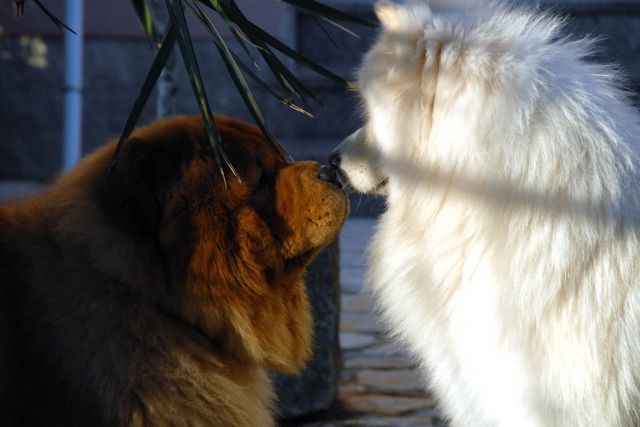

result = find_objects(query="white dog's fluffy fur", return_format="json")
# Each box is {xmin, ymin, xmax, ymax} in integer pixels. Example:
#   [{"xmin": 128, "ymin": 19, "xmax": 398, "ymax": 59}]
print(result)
[{"xmin": 335, "ymin": 1, "xmax": 640, "ymax": 425}]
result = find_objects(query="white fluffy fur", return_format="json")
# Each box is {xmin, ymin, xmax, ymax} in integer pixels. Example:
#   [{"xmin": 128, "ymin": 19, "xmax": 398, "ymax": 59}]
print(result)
[{"xmin": 335, "ymin": 1, "xmax": 640, "ymax": 425}]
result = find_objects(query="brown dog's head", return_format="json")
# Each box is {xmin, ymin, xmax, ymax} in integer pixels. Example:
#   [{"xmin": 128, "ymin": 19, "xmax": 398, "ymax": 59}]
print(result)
[{"xmin": 92, "ymin": 115, "xmax": 348, "ymax": 372}]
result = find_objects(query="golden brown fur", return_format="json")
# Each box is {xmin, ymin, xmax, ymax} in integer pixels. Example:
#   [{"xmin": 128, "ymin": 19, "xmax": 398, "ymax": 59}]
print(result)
[{"xmin": 0, "ymin": 115, "xmax": 348, "ymax": 426}]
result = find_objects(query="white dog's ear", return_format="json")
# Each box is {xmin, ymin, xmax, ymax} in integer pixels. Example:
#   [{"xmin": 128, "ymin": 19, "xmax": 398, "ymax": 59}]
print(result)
[{"xmin": 375, "ymin": 1, "xmax": 400, "ymax": 30}]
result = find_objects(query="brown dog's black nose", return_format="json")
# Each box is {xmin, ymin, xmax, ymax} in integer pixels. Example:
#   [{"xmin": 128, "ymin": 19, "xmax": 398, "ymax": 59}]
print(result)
[
  {"xmin": 319, "ymin": 165, "xmax": 342, "ymax": 188},
  {"xmin": 329, "ymin": 152, "xmax": 341, "ymax": 168}
]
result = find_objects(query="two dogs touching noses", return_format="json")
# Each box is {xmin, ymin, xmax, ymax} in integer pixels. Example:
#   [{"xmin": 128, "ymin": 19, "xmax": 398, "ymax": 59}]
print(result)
[{"xmin": 4, "ymin": 0, "xmax": 640, "ymax": 425}]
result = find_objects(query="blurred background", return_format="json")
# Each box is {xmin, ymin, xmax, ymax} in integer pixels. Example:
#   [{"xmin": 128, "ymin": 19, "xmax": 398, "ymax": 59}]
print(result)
[
  {"xmin": 0, "ymin": 0, "xmax": 383, "ymax": 212},
  {"xmin": 1, "ymin": 0, "xmax": 640, "ymax": 213},
  {"xmin": 2, "ymin": 1, "xmax": 640, "ymax": 425}
]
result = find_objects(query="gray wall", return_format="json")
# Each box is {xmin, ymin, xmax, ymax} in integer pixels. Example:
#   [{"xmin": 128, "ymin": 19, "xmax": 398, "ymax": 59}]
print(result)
[{"xmin": 1, "ymin": 1, "xmax": 640, "ymax": 215}]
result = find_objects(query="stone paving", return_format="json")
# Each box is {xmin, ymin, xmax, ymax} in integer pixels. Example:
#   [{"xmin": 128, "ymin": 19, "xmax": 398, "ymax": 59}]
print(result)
[{"xmin": 296, "ymin": 218, "xmax": 447, "ymax": 427}]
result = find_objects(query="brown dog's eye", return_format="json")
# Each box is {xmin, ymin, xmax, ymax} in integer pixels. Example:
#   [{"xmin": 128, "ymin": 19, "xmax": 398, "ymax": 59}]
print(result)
[
  {"xmin": 249, "ymin": 170, "xmax": 289, "ymax": 241},
  {"xmin": 239, "ymin": 163, "xmax": 263, "ymax": 190},
  {"xmin": 253, "ymin": 171, "xmax": 272, "ymax": 195}
]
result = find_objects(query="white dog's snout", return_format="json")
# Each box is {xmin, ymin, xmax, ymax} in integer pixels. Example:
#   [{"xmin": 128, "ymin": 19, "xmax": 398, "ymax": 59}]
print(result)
[{"xmin": 332, "ymin": 128, "xmax": 387, "ymax": 195}]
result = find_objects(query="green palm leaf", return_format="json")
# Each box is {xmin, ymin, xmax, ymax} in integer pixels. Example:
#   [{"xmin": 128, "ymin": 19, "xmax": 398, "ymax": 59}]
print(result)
[
  {"xmin": 212, "ymin": 0, "xmax": 347, "ymax": 86},
  {"xmin": 110, "ymin": 25, "xmax": 178, "ymax": 170},
  {"xmin": 165, "ymin": 0, "xmax": 238, "ymax": 182},
  {"xmin": 217, "ymin": 0, "xmax": 323, "ymax": 106},
  {"xmin": 32, "ymin": 0, "xmax": 76, "ymax": 33},
  {"xmin": 186, "ymin": 0, "xmax": 292, "ymax": 158},
  {"xmin": 130, "ymin": 0, "xmax": 158, "ymax": 43},
  {"xmin": 280, "ymin": 0, "xmax": 375, "ymax": 28}
]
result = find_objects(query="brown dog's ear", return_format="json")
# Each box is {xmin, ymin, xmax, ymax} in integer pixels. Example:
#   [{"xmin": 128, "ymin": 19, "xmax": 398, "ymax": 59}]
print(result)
[{"xmin": 102, "ymin": 136, "xmax": 187, "ymax": 234}]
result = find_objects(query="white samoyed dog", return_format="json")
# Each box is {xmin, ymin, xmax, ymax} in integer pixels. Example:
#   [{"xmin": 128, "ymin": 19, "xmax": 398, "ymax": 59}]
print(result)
[{"xmin": 332, "ymin": 1, "xmax": 640, "ymax": 426}]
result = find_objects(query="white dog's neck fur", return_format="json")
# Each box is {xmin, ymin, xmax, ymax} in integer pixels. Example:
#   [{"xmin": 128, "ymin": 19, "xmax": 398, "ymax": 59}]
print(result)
[{"xmin": 338, "ymin": 1, "xmax": 640, "ymax": 425}]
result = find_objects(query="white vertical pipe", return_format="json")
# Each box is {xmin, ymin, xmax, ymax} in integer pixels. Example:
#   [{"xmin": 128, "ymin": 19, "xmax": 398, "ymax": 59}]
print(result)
[{"xmin": 62, "ymin": 0, "xmax": 84, "ymax": 171}]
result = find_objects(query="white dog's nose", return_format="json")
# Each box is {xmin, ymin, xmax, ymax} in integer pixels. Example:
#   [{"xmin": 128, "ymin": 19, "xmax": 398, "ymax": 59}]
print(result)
[
  {"xmin": 329, "ymin": 152, "xmax": 341, "ymax": 168},
  {"xmin": 318, "ymin": 165, "xmax": 343, "ymax": 189}
]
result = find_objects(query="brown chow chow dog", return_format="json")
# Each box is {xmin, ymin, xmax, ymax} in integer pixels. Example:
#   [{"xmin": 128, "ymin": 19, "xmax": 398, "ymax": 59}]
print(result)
[{"xmin": 0, "ymin": 115, "xmax": 348, "ymax": 426}]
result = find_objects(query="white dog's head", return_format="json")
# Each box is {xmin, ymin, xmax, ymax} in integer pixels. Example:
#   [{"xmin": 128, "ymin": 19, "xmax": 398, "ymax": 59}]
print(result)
[
  {"xmin": 330, "ymin": 0, "xmax": 443, "ymax": 195},
  {"xmin": 329, "ymin": 0, "xmax": 530, "ymax": 196}
]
